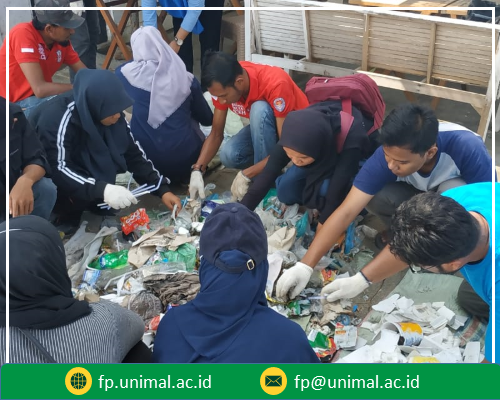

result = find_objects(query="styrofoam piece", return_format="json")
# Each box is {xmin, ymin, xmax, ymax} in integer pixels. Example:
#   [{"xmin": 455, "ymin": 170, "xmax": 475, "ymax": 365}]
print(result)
[
  {"xmin": 430, "ymin": 315, "xmax": 448, "ymax": 330},
  {"xmin": 396, "ymin": 296, "xmax": 414, "ymax": 311},
  {"xmin": 431, "ymin": 301, "xmax": 445, "ymax": 309},
  {"xmin": 450, "ymin": 315, "xmax": 468, "ymax": 330},
  {"xmin": 437, "ymin": 306, "xmax": 456, "ymax": 325},
  {"xmin": 435, "ymin": 348, "xmax": 463, "ymax": 363},
  {"xmin": 463, "ymin": 342, "xmax": 481, "ymax": 363},
  {"xmin": 372, "ymin": 329, "xmax": 400, "ymax": 353},
  {"xmin": 418, "ymin": 336, "xmax": 446, "ymax": 353},
  {"xmin": 372, "ymin": 294, "xmax": 400, "ymax": 313}
]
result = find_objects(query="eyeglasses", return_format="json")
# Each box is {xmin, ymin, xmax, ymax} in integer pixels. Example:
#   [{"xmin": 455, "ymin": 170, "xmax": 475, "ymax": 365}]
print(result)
[{"xmin": 408, "ymin": 264, "xmax": 457, "ymax": 275}]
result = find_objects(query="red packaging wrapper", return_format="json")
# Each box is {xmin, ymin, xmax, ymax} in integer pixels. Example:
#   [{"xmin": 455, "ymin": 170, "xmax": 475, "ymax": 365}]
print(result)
[
  {"xmin": 148, "ymin": 315, "xmax": 161, "ymax": 331},
  {"xmin": 121, "ymin": 208, "xmax": 150, "ymax": 235},
  {"xmin": 315, "ymin": 337, "xmax": 337, "ymax": 363}
]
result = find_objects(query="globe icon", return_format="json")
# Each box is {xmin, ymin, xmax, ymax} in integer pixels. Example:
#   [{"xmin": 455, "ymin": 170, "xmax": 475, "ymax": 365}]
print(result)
[{"xmin": 70, "ymin": 372, "xmax": 87, "ymax": 390}]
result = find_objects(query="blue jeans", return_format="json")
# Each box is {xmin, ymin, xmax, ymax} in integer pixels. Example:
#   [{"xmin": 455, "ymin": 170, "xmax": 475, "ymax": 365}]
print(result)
[
  {"xmin": 220, "ymin": 101, "xmax": 278, "ymax": 169},
  {"xmin": 276, "ymin": 166, "xmax": 329, "ymax": 205},
  {"xmin": 31, "ymin": 177, "xmax": 58, "ymax": 220},
  {"xmin": 15, "ymin": 95, "xmax": 56, "ymax": 118}
]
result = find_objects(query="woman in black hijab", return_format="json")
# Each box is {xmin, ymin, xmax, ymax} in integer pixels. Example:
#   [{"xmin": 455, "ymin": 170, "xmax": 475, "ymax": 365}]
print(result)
[
  {"xmin": 29, "ymin": 69, "xmax": 181, "ymax": 231},
  {"xmin": 0, "ymin": 215, "xmax": 148, "ymax": 364},
  {"xmin": 240, "ymin": 101, "xmax": 376, "ymax": 226}
]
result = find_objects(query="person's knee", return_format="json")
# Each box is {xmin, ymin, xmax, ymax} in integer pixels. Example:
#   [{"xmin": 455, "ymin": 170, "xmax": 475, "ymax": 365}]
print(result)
[
  {"xmin": 34, "ymin": 178, "xmax": 58, "ymax": 203},
  {"xmin": 276, "ymin": 183, "xmax": 297, "ymax": 205},
  {"xmin": 220, "ymin": 142, "xmax": 245, "ymax": 169},
  {"xmin": 249, "ymin": 101, "xmax": 273, "ymax": 124}
]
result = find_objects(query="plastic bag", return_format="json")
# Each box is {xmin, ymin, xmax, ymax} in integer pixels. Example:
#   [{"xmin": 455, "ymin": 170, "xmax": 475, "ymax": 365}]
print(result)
[{"xmin": 162, "ymin": 243, "xmax": 197, "ymax": 272}]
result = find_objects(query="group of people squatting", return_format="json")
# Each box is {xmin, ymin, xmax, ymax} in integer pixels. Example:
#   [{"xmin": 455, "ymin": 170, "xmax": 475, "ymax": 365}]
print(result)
[{"xmin": 0, "ymin": 2, "xmax": 497, "ymax": 364}]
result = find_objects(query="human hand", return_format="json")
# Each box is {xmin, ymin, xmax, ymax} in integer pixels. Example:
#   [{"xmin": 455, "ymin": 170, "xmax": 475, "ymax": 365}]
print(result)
[
  {"xmin": 9, "ymin": 176, "xmax": 35, "ymax": 217},
  {"xmin": 162, "ymin": 192, "xmax": 182, "ymax": 215},
  {"xmin": 189, "ymin": 171, "xmax": 205, "ymax": 200},
  {"xmin": 276, "ymin": 262, "xmax": 314, "ymax": 300},
  {"xmin": 230, "ymin": 171, "xmax": 251, "ymax": 202},
  {"xmin": 320, "ymin": 272, "xmax": 369, "ymax": 302},
  {"xmin": 103, "ymin": 184, "xmax": 138, "ymax": 209},
  {"xmin": 169, "ymin": 41, "xmax": 181, "ymax": 53}
]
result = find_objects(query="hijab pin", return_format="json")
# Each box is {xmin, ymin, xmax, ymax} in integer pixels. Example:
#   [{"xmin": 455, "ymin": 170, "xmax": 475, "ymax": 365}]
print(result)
[{"xmin": 246, "ymin": 259, "xmax": 255, "ymax": 270}]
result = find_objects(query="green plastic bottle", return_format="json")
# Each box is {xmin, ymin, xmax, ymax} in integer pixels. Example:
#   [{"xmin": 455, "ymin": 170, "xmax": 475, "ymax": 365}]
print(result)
[{"xmin": 90, "ymin": 249, "xmax": 129, "ymax": 270}]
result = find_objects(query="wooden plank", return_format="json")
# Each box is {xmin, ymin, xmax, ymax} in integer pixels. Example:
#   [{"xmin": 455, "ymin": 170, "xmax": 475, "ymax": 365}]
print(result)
[
  {"xmin": 434, "ymin": 43, "xmax": 492, "ymax": 56},
  {"xmin": 310, "ymin": 35, "xmax": 363, "ymax": 48},
  {"xmin": 369, "ymin": 40, "xmax": 430, "ymax": 56},
  {"xmin": 261, "ymin": 32, "xmax": 304, "ymax": 41},
  {"xmin": 362, "ymin": 14, "xmax": 370, "ymax": 71},
  {"xmin": 432, "ymin": 55, "xmax": 492, "ymax": 71},
  {"xmin": 432, "ymin": 57, "xmax": 492, "ymax": 74},
  {"xmin": 435, "ymin": 33, "xmax": 492, "ymax": 47},
  {"xmin": 370, "ymin": 49, "xmax": 427, "ymax": 67},
  {"xmin": 427, "ymin": 23, "xmax": 437, "ymax": 84},
  {"xmin": 302, "ymin": 10, "xmax": 312, "ymax": 61},
  {"xmin": 431, "ymin": 73, "xmax": 489, "ymax": 87},
  {"xmin": 250, "ymin": 54, "xmax": 487, "ymax": 109},
  {"xmin": 251, "ymin": 8, "xmax": 262, "ymax": 55},
  {"xmin": 310, "ymin": 24, "xmax": 365, "ymax": 35}
]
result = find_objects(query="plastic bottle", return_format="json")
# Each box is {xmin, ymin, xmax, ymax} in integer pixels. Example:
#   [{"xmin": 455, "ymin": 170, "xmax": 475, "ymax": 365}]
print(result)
[{"xmin": 90, "ymin": 249, "xmax": 129, "ymax": 270}]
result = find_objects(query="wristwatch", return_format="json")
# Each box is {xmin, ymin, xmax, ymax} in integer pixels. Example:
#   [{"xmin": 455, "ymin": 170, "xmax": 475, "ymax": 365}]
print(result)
[
  {"xmin": 174, "ymin": 36, "xmax": 184, "ymax": 46},
  {"xmin": 191, "ymin": 164, "xmax": 205, "ymax": 174}
]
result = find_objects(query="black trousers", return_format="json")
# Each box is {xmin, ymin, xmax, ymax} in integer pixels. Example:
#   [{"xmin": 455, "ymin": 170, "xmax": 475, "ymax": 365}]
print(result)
[
  {"xmin": 172, "ymin": 1, "xmax": 225, "ymax": 75},
  {"xmin": 70, "ymin": 0, "xmax": 101, "ymax": 83}
]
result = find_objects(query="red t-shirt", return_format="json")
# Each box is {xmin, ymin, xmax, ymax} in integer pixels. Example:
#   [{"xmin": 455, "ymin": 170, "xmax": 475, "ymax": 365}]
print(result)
[
  {"xmin": 212, "ymin": 61, "xmax": 309, "ymax": 119},
  {"xmin": 0, "ymin": 22, "xmax": 80, "ymax": 102}
]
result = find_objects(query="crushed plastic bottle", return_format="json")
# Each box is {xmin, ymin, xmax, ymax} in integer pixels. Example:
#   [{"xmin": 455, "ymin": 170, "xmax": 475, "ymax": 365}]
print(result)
[{"xmin": 89, "ymin": 249, "xmax": 128, "ymax": 270}]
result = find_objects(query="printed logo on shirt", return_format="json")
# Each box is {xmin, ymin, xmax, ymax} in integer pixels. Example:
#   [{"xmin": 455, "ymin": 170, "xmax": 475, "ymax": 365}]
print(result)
[
  {"xmin": 65, "ymin": 367, "xmax": 92, "ymax": 395},
  {"xmin": 231, "ymin": 103, "xmax": 246, "ymax": 116},
  {"xmin": 56, "ymin": 50, "xmax": 62, "ymax": 63},
  {"xmin": 273, "ymin": 97, "xmax": 286, "ymax": 112},
  {"xmin": 38, "ymin": 44, "xmax": 46, "ymax": 60},
  {"xmin": 21, "ymin": 48, "xmax": 34, "ymax": 53},
  {"xmin": 260, "ymin": 367, "xmax": 287, "ymax": 395}
]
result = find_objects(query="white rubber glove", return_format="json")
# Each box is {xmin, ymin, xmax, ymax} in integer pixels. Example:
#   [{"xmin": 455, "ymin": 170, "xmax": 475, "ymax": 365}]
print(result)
[
  {"xmin": 231, "ymin": 171, "xmax": 251, "ymax": 202},
  {"xmin": 321, "ymin": 272, "xmax": 370, "ymax": 303},
  {"xmin": 189, "ymin": 171, "xmax": 205, "ymax": 200},
  {"xmin": 103, "ymin": 184, "xmax": 138, "ymax": 209},
  {"xmin": 276, "ymin": 262, "xmax": 314, "ymax": 300}
]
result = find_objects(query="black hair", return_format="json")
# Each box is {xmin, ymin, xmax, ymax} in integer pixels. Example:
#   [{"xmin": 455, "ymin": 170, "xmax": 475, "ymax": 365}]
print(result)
[
  {"xmin": 378, "ymin": 103, "xmax": 439, "ymax": 155},
  {"xmin": 389, "ymin": 192, "xmax": 481, "ymax": 268},
  {"xmin": 201, "ymin": 51, "xmax": 244, "ymax": 90}
]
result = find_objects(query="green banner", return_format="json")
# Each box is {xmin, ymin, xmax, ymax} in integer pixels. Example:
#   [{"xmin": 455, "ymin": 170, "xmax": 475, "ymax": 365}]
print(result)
[{"xmin": 2, "ymin": 363, "xmax": 499, "ymax": 399}]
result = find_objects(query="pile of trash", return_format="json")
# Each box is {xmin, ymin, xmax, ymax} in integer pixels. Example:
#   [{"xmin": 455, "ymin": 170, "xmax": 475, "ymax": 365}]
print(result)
[
  {"xmin": 65, "ymin": 187, "xmax": 233, "ymax": 349},
  {"xmin": 254, "ymin": 190, "xmax": 377, "ymax": 362},
  {"xmin": 336, "ymin": 294, "xmax": 482, "ymax": 363},
  {"xmin": 64, "ymin": 187, "xmax": 479, "ymax": 363}
]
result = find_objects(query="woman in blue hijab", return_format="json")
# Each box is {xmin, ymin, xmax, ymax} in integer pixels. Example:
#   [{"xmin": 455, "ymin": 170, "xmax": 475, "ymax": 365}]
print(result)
[{"xmin": 152, "ymin": 203, "xmax": 319, "ymax": 363}]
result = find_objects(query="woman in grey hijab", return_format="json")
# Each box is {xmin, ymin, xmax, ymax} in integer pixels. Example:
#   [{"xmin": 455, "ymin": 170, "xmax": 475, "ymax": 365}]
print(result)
[{"xmin": 115, "ymin": 26, "xmax": 213, "ymax": 184}]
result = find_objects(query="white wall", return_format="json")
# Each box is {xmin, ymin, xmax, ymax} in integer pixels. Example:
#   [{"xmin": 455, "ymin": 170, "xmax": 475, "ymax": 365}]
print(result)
[{"xmin": 1, "ymin": 1, "xmax": 33, "ymax": 42}]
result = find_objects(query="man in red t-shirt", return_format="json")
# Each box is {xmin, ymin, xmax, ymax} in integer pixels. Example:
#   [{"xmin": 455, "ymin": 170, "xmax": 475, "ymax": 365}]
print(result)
[
  {"xmin": 0, "ymin": 0, "xmax": 86, "ymax": 117},
  {"xmin": 188, "ymin": 51, "xmax": 309, "ymax": 200}
]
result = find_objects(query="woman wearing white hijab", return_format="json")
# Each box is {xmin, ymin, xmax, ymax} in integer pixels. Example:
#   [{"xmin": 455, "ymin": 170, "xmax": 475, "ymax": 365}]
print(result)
[{"xmin": 115, "ymin": 26, "xmax": 213, "ymax": 183}]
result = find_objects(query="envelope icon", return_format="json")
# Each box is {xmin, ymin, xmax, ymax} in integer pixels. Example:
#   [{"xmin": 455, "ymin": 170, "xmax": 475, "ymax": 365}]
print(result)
[{"xmin": 265, "ymin": 376, "xmax": 282, "ymax": 387}]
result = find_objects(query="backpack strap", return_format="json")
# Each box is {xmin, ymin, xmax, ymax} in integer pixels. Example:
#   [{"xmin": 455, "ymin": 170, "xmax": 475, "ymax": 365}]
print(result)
[
  {"xmin": 337, "ymin": 98, "xmax": 354, "ymax": 153},
  {"xmin": 17, "ymin": 327, "xmax": 57, "ymax": 363}
]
